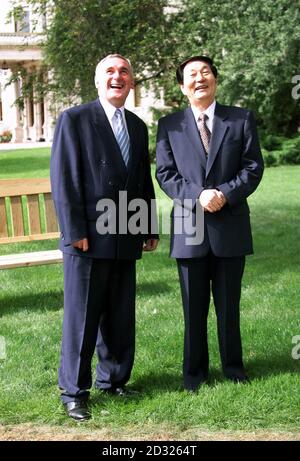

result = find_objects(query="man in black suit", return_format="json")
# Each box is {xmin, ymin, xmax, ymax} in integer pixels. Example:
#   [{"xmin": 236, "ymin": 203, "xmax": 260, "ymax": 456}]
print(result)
[
  {"xmin": 51, "ymin": 54, "xmax": 158, "ymax": 420},
  {"xmin": 156, "ymin": 56, "xmax": 264, "ymax": 391}
]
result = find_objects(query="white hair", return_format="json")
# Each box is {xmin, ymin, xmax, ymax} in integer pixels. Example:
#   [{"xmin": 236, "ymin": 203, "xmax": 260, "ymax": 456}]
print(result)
[{"xmin": 94, "ymin": 54, "xmax": 133, "ymax": 88}]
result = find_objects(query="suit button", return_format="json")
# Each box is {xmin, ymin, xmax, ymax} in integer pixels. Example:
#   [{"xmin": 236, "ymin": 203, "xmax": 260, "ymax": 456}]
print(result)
[{"xmin": 108, "ymin": 180, "xmax": 113, "ymax": 186}]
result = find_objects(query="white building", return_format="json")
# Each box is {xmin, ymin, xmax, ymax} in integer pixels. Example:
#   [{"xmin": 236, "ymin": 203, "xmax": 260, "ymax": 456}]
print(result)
[{"xmin": 0, "ymin": 0, "xmax": 165, "ymax": 143}]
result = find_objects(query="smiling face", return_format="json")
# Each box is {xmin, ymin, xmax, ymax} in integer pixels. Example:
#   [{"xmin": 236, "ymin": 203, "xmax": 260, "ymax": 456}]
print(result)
[
  {"xmin": 181, "ymin": 60, "xmax": 217, "ymax": 110},
  {"xmin": 95, "ymin": 56, "xmax": 134, "ymax": 108}
]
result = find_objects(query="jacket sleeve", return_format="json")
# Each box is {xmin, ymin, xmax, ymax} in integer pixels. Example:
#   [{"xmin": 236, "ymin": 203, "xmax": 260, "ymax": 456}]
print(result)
[
  {"xmin": 155, "ymin": 117, "xmax": 204, "ymax": 210},
  {"xmin": 217, "ymin": 111, "xmax": 264, "ymax": 205},
  {"xmin": 50, "ymin": 111, "xmax": 87, "ymax": 245},
  {"xmin": 141, "ymin": 123, "xmax": 159, "ymax": 239}
]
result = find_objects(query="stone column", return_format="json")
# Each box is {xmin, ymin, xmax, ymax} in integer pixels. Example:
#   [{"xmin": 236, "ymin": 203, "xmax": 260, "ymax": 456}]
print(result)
[
  {"xmin": 33, "ymin": 92, "xmax": 43, "ymax": 141},
  {"xmin": 43, "ymin": 95, "xmax": 55, "ymax": 141},
  {"xmin": 13, "ymin": 78, "xmax": 24, "ymax": 142},
  {"xmin": 23, "ymin": 96, "xmax": 31, "ymax": 142},
  {"xmin": 43, "ymin": 70, "xmax": 57, "ymax": 142},
  {"xmin": 0, "ymin": 68, "xmax": 18, "ymax": 142}
]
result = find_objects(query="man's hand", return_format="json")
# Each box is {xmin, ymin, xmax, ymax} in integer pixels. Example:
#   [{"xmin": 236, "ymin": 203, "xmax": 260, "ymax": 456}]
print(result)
[
  {"xmin": 199, "ymin": 189, "xmax": 227, "ymax": 213},
  {"xmin": 143, "ymin": 238, "xmax": 159, "ymax": 252},
  {"xmin": 72, "ymin": 238, "xmax": 89, "ymax": 252}
]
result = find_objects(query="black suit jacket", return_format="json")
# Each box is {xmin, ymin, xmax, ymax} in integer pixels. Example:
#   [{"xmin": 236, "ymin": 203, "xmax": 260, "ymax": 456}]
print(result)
[
  {"xmin": 156, "ymin": 102, "xmax": 264, "ymax": 258},
  {"xmin": 51, "ymin": 99, "xmax": 157, "ymax": 259}
]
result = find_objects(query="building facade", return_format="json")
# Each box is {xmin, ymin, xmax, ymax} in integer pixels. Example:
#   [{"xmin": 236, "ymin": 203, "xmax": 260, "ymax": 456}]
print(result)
[{"xmin": 0, "ymin": 0, "xmax": 165, "ymax": 143}]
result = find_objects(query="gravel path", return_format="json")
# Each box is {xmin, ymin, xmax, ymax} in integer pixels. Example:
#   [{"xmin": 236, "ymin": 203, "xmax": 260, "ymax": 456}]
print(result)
[{"xmin": 0, "ymin": 424, "xmax": 299, "ymax": 441}]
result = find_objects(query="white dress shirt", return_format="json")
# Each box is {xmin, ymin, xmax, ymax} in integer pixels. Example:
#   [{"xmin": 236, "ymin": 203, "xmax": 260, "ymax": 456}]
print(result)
[
  {"xmin": 191, "ymin": 100, "xmax": 216, "ymax": 133},
  {"xmin": 99, "ymin": 97, "xmax": 129, "ymax": 138}
]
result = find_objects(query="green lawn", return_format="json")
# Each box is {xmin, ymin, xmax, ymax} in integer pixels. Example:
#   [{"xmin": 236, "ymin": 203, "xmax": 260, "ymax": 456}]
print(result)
[{"xmin": 0, "ymin": 148, "xmax": 299, "ymax": 437}]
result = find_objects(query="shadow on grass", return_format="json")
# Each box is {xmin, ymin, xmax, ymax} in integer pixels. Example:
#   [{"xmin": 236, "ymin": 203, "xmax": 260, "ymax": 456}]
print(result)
[
  {"xmin": 246, "ymin": 354, "xmax": 300, "ymax": 378},
  {"xmin": 0, "ymin": 290, "xmax": 63, "ymax": 316},
  {"xmin": 137, "ymin": 281, "xmax": 173, "ymax": 296},
  {"xmin": 126, "ymin": 355, "xmax": 300, "ymax": 395},
  {"xmin": 0, "ymin": 280, "xmax": 173, "ymax": 318},
  {"xmin": 90, "ymin": 372, "xmax": 183, "ymax": 405}
]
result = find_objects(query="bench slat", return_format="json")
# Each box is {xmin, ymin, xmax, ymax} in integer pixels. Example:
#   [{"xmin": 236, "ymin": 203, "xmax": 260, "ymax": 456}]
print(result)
[
  {"xmin": 0, "ymin": 249, "xmax": 63, "ymax": 269},
  {"xmin": 0, "ymin": 198, "xmax": 8, "ymax": 238},
  {"xmin": 44, "ymin": 193, "xmax": 59, "ymax": 232},
  {"xmin": 27, "ymin": 194, "xmax": 41, "ymax": 235},
  {"xmin": 0, "ymin": 232, "xmax": 60, "ymax": 245},
  {"xmin": 0, "ymin": 179, "xmax": 63, "ymax": 270},
  {"xmin": 0, "ymin": 179, "xmax": 52, "ymax": 198},
  {"xmin": 10, "ymin": 196, "xmax": 25, "ymax": 236}
]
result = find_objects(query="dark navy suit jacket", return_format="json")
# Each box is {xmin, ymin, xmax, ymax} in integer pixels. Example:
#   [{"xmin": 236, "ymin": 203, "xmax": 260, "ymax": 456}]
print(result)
[
  {"xmin": 156, "ymin": 102, "xmax": 264, "ymax": 258},
  {"xmin": 50, "ymin": 99, "xmax": 157, "ymax": 260}
]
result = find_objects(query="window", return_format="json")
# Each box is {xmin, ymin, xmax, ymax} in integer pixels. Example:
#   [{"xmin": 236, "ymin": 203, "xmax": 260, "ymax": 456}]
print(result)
[
  {"xmin": 14, "ymin": 11, "xmax": 30, "ymax": 33},
  {"xmin": 41, "ymin": 13, "xmax": 47, "ymax": 31}
]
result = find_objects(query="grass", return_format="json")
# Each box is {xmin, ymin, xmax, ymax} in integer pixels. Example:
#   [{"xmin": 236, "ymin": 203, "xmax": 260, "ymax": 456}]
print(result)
[
  {"xmin": 0, "ymin": 148, "xmax": 299, "ymax": 437},
  {"xmin": 0, "ymin": 148, "xmax": 51, "ymax": 179}
]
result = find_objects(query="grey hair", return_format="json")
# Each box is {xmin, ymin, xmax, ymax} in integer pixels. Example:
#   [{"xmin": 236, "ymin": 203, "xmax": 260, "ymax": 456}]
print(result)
[{"xmin": 94, "ymin": 54, "xmax": 133, "ymax": 87}]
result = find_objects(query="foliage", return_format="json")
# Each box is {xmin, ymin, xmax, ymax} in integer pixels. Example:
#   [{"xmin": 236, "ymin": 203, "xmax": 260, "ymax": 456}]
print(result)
[
  {"xmin": 11, "ymin": 0, "xmax": 173, "ymax": 105},
  {"xmin": 0, "ymin": 130, "xmax": 13, "ymax": 143},
  {"xmin": 154, "ymin": 0, "xmax": 300, "ymax": 136},
  {"xmin": 10, "ymin": 0, "xmax": 300, "ymax": 137},
  {"xmin": 6, "ymin": 64, "xmax": 49, "ymax": 111},
  {"xmin": 261, "ymin": 133, "xmax": 300, "ymax": 166}
]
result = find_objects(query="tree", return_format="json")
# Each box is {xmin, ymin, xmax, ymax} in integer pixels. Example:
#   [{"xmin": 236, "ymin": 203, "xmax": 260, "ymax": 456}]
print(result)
[
  {"xmin": 159, "ymin": 0, "xmax": 300, "ymax": 135},
  {"xmin": 12, "ymin": 0, "xmax": 175, "ymax": 105},
  {"xmin": 11, "ymin": 0, "xmax": 300, "ymax": 135}
]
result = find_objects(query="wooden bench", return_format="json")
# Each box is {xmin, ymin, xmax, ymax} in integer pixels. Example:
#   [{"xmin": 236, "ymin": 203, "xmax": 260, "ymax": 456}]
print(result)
[{"xmin": 0, "ymin": 178, "xmax": 62, "ymax": 269}]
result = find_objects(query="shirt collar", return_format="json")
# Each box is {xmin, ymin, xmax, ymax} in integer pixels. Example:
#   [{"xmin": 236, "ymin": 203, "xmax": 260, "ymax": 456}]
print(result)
[
  {"xmin": 191, "ymin": 100, "xmax": 216, "ymax": 122},
  {"xmin": 99, "ymin": 97, "xmax": 125, "ymax": 122}
]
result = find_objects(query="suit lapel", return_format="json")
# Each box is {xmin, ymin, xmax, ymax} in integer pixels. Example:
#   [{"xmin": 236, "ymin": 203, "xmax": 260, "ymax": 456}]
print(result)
[
  {"xmin": 206, "ymin": 102, "xmax": 229, "ymax": 178},
  {"xmin": 91, "ymin": 99, "xmax": 128, "ymax": 177},
  {"xmin": 182, "ymin": 108, "xmax": 207, "ymax": 170},
  {"xmin": 125, "ymin": 110, "xmax": 139, "ymax": 172},
  {"xmin": 123, "ymin": 109, "xmax": 141, "ymax": 189}
]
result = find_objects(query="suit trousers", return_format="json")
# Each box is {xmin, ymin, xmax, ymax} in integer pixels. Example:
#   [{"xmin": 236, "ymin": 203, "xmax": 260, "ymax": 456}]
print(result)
[
  {"xmin": 59, "ymin": 254, "xmax": 136, "ymax": 403},
  {"xmin": 177, "ymin": 251, "xmax": 246, "ymax": 390}
]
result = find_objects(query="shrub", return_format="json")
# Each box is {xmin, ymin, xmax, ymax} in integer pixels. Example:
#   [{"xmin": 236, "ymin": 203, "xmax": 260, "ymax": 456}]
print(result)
[
  {"xmin": 0, "ymin": 130, "xmax": 12, "ymax": 143},
  {"xmin": 278, "ymin": 136, "xmax": 300, "ymax": 165},
  {"xmin": 261, "ymin": 134, "xmax": 284, "ymax": 151},
  {"xmin": 262, "ymin": 149, "xmax": 278, "ymax": 167},
  {"xmin": 262, "ymin": 133, "xmax": 300, "ymax": 167}
]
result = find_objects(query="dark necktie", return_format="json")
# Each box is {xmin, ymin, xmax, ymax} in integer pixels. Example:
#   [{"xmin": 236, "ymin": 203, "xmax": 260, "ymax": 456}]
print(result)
[
  {"xmin": 197, "ymin": 113, "xmax": 211, "ymax": 155},
  {"xmin": 113, "ymin": 109, "xmax": 130, "ymax": 167}
]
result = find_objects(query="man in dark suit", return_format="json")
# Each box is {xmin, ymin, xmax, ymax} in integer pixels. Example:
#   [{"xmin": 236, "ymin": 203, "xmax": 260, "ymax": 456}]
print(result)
[
  {"xmin": 51, "ymin": 54, "xmax": 158, "ymax": 420},
  {"xmin": 156, "ymin": 55, "xmax": 264, "ymax": 392}
]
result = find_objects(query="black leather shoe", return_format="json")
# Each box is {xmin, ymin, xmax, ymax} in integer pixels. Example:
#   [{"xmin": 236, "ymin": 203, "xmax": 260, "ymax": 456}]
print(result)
[
  {"xmin": 101, "ymin": 386, "xmax": 137, "ymax": 396},
  {"xmin": 184, "ymin": 377, "xmax": 208, "ymax": 393},
  {"xmin": 185, "ymin": 388, "xmax": 198, "ymax": 394},
  {"xmin": 228, "ymin": 375, "xmax": 250, "ymax": 384},
  {"xmin": 64, "ymin": 400, "xmax": 91, "ymax": 421},
  {"xmin": 113, "ymin": 386, "xmax": 127, "ymax": 396},
  {"xmin": 185, "ymin": 383, "xmax": 206, "ymax": 393}
]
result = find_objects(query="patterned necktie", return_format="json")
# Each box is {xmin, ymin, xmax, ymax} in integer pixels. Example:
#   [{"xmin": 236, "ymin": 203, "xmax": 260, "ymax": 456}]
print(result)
[
  {"xmin": 198, "ymin": 113, "xmax": 211, "ymax": 155},
  {"xmin": 113, "ymin": 109, "xmax": 130, "ymax": 167}
]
